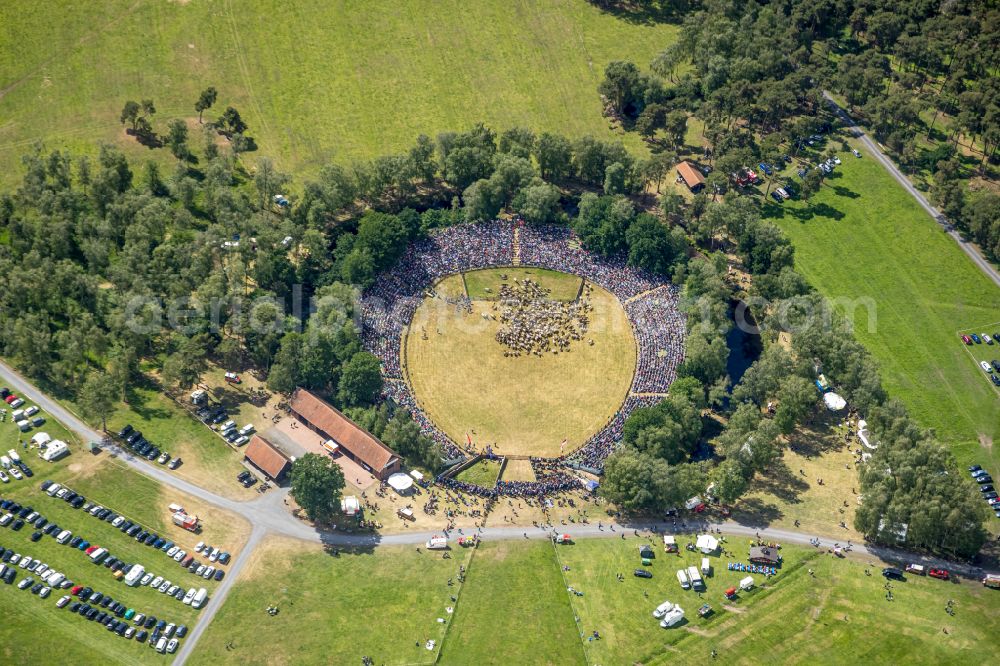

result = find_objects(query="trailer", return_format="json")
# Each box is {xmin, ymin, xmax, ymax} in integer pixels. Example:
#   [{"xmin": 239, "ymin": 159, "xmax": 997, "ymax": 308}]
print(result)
[{"xmin": 687, "ymin": 565, "xmax": 704, "ymax": 589}]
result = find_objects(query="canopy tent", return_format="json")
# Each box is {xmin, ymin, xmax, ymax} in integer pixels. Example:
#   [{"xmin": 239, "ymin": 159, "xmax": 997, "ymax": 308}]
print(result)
[
  {"xmin": 30, "ymin": 432, "xmax": 51, "ymax": 446},
  {"xmin": 584, "ymin": 479, "xmax": 599, "ymax": 492},
  {"xmin": 341, "ymin": 495, "xmax": 360, "ymax": 517},
  {"xmin": 696, "ymin": 534, "xmax": 719, "ymax": 554},
  {"xmin": 639, "ymin": 544, "xmax": 655, "ymax": 559},
  {"xmin": 823, "ymin": 392, "xmax": 847, "ymax": 412},
  {"xmin": 409, "ymin": 470, "xmax": 424, "ymax": 481},
  {"xmin": 387, "ymin": 472, "xmax": 414, "ymax": 493}
]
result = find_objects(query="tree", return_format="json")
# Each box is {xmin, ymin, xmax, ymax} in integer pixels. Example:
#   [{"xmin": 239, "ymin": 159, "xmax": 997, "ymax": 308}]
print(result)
[
  {"xmin": 800, "ymin": 168, "xmax": 823, "ymax": 201},
  {"xmin": 218, "ymin": 107, "xmax": 248, "ymax": 136},
  {"xmin": 600, "ymin": 449, "xmax": 670, "ymax": 512},
  {"xmin": 166, "ymin": 119, "xmax": 189, "ymax": 160},
  {"xmin": 603, "ymin": 161, "xmax": 627, "ymax": 195},
  {"xmin": 599, "ymin": 60, "xmax": 646, "ymax": 117},
  {"xmin": 289, "ymin": 453, "xmax": 346, "ymax": 523},
  {"xmin": 195, "ymin": 86, "xmax": 218, "ymax": 123},
  {"xmin": 78, "ymin": 371, "xmax": 118, "ymax": 432},
  {"xmin": 711, "ymin": 458, "xmax": 750, "ymax": 505},
  {"xmin": 534, "ymin": 132, "xmax": 572, "ymax": 182},
  {"xmin": 337, "ymin": 351, "xmax": 383, "ymax": 407},
  {"xmin": 120, "ymin": 101, "xmax": 141, "ymax": 131},
  {"xmin": 515, "ymin": 181, "xmax": 561, "ymax": 225},
  {"xmin": 773, "ymin": 376, "xmax": 816, "ymax": 434}
]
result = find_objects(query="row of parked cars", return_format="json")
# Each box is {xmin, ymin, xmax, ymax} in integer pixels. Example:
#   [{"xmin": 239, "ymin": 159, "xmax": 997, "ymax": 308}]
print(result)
[
  {"xmin": 0, "ymin": 544, "xmax": 74, "ymax": 599},
  {"xmin": 959, "ymin": 333, "xmax": 1000, "ymax": 387},
  {"xmin": 0, "ymin": 387, "xmax": 45, "ymax": 432},
  {"xmin": 117, "ymin": 425, "xmax": 181, "ymax": 469},
  {"xmin": 60, "ymin": 581, "xmax": 188, "ymax": 653},
  {"xmin": 969, "ymin": 465, "xmax": 1000, "ymax": 519},
  {"xmin": 0, "ymin": 448, "xmax": 33, "ymax": 484},
  {"xmin": 196, "ymin": 407, "xmax": 255, "ymax": 447}
]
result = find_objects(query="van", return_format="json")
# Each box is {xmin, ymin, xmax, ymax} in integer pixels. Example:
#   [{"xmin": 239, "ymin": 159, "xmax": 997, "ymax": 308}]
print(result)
[
  {"xmin": 124, "ymin": 565, "xmax": 145, "ymax": 586},
  {"xmin": 46, "ymin": 483, "xmax": 61, "ymax": 497},
  {"xmin": 47, "ymin": 572, "xmax": 65, "ymax": 587},
  {"xmin": 89, "ymin": 548, "xmax": 107, "ymax": 563},
  {"xmin": 238, "ymin": 424, "xmax": 254, "ymax": 436},
  {"xmin": 687, "ymin": 566, "xmax": 704, "ymax": 589},
  {"xmin": 191, "ymin": 588, "xmax": 208, "ymax": 609},
  {"xmin": 0, "ymin": 457, "xmax": 9, "ymax": 469},
  {"xmin": 676, "ymin": 568, "xmax": 690, "ymax": 589},
  {"xmin": 56, "ymin": 530, "xmax": 73, "ymax": 544},
  {"xmin": 701, "ymin": 558, "xmax": 711, "ymax": 576}
]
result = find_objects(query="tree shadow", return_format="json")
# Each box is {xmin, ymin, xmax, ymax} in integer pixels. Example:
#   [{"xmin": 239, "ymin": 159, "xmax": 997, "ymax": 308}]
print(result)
[
  {"xmin": 586, "ymin": 0, "xmax": 691, "ymax": 25},
  {"xmin": 750, "ymin": 458, "xmax": 809, "ymax": 504},
  {"xmin": 730, "ymin": 497, "xmax": 783, "ymax": 529},
  {"xmin": 830, "ymin": 184, "xmax": 860, "ymax": 199},
  {"xmin": 318, "ymin": 532, "xmax": 379, "ymax": 556}
]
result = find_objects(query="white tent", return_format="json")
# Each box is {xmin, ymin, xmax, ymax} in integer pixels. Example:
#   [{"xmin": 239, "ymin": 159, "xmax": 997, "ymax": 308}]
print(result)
[
  {"xmin": 409, "ymin": 470, "xmax": 424, "ymax": 481},
  {"xmin": 823, "ymin": 392, "xmax": 847, "ymax": 412},
  {"xmin": 696, "ymin": 534, "xmax": 719, "ymax": 554},
  {"xmin": 387, "ymin": 473, "xmax": 414, "ymax": 493},
  {"xmin": 341, "ymin": 495, "xmax": 360, "ymax": 517},
  {"xmin": 31, "ymin": 432, "xmax": 51, "ymax": 446},
  {"xmin": 857, "ymin": 419, "xmax": 878, "ymax": 449}
]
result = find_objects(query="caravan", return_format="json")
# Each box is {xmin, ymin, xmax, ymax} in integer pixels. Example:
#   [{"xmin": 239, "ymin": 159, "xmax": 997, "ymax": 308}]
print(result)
[
  {"xmin": 687, "ymin": 566, "xmax": 704, "ymax": 590},
  {"xmin": 676, "ymin": 568, "xmax": 690, "ymax": 589}
]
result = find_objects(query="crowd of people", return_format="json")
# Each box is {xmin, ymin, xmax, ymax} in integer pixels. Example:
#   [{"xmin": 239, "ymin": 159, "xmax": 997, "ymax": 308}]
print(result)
[
  {"xmin": 494, "ymin": 278, "xmax": 592, "ymax": 356},
  {"xmin": 624, "ymin": 286, "xmax": 685, "ymax": 394},
  {"xmin": 358, "ymin": 219, "xmax": 686, "ymax": 493}
]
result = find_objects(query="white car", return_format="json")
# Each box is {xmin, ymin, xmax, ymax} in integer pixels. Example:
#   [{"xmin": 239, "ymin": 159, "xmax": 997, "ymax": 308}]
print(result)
[
  {"xmin": 39, "ymin": 586, "xmax": 51, "ymax": 598},
  {"xmin": 9, "ymin": 554, "xmax": 20, "ymax": 565},
  {"xmin": 183, "ymin": 588, "xmax": 196, "ymax": 605},
  {"xmin": 983, "ymin": 334, "xmax": 993, "ymax": 344},
  {"xmin": 208, "ymin": 548, "xmax": 220, "ymax": 563},
  {"xmin": 23, "ymin": 406, "xmax": 38, "ymax": 418},
  {"xmin": 158, "ymin": 580, "xmax": 171, "ymax": 593},
  {"xmin": 0, "ymin": 514, "xmax": 12, "ymax": 526},
  {"xmin": 156, "ymin": 637, "xmax": 167, "ymax": 653},
  {"xmin": 55, "ymin": 488, "xmax": 68, "ymax": 498},
  {"xmin": 833, "ymin": 156, "xmax": 842, "ymax": 164},
  {"xmin": 112, "ymin": 516, "xmax": 125, "ymax": 528},
  {"xmin": 18, "ymin": 557, "xmax": 32, "ymax": 570},
  {"xmin": 173, "ymin": 550, "xmax": 186, "ymax": 562},
  {"xmin": 194, "ymin": 541, "xmax": 205, "ymax": 553},
  {"xmin": 167, "ymin": 546, "xmax": 179, "ymax": 557},
  {"xmin": 150, "ymin": 575, "xmax": 164, "ymax": 588},
  {"xmin": 0, "ymin": 470, "xmax": 9, "ymax": 483},
  {"xmin": 167, "ymin": 638, "xmax": 178, "ymax": 653},
  {"xmin": 653, "ymin": 600, "xmax": 674, "ymax": 619},
  {"xmin": 9, "ymin": 467, "xmax": 22, "ymax": 480},
  {"xmin": 202, "ymin": 566, "xmax": 215, "ymax": 579},
  {"xmin": 125, "ymin": 627, "xmax": 136, "ymax": 639},
  {"xmin": 195, "ymin": 565, "xmax": 206, "ymax": 576},
  {"xmin": 853, "ymin": 149, "xmax": 862, "ymax": 157},
  {"xmin": 56, "ymin": 595, "xmax": 71, "ymax": 608},
  {"xmin": 981, "ymin": 361, "xmax": 993, "ymax": 373},
  {"xmin": 167, "ymin": 585, "xmax": 179, "ymax": 596},
  {"xmin": 34, "ymin": 564, "xmax": 49, "ymax": 577},
  {"xmin": 140, "ymin": 573, "xmax": 154, "ymax": 586}
]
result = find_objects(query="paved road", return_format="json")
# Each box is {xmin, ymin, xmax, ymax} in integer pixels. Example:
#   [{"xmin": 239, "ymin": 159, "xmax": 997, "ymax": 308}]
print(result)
[
  {"xmin": 1, "ymin": 359, "xmax": 997, "ymax": 664},
  {"xmin": 822, "ymin": 92, "xmax": 1000, "ymax": 289}
]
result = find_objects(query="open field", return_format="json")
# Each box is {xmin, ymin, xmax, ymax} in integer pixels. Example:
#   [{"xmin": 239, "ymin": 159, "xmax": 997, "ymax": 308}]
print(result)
[
  {"xmin": 763, "ymin": 147, "xmax": 1000, "ymax": 472},
  {"xmin": 455, "ymin": 459, "xmax": 501, "ymax": 487},
  {"xmin": 464, "ymin": 267, "xmax": 584, "ymax": 301},
  {"xmin": 191, "ymin": 537, "xmax": 473, "ymax": 666},
  {"xmin": 0, "ymin": 0, "xmax": 677, "ymax": 189},
  {"xmin": 0, "ymin": 444, "xmax": 249, "ymax": 663},
  {"xmin": 405, "ymin": 279, "xmax": 635, "ymax": 456},
  {"xmin": 439, "ymin": 539, "xmax": 584, "ymax": 665}
]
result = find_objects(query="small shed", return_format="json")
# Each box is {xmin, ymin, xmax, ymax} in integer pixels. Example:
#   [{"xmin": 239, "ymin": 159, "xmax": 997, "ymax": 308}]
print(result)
[
  {"xmin": 677, "ymin": 161, "xmax": 705, "ymax": 191},
  {"xmin": 739, "ymin": 576, "xmax": 754, "ymax": 591},
  {"xmin": 748, "ymin": 546, "xmax": 781, "ymax": 565}
]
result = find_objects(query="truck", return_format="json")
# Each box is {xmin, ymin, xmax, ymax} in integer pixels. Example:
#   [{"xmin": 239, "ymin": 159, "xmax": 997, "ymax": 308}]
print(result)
[
  {"xmin": 171, "ymin": 510, "xmax": 199, "ymax": 532},
  {"xmin": 687, "ymin": 566, "xmax": 704, "ymax": 589},
  {"xmin": 983, "ymin": 574, "xmax": 1000, "ymax": 589}
]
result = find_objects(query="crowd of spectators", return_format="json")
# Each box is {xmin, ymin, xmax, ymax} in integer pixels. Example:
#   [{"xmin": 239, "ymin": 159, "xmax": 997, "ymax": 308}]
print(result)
[
  {"xmin": 359, "ymin": 220, "xmax": 686, "ymax": 492},
  {"xmin": 624, "ymin": 286, "xmax": 685, "ymax": 394}
]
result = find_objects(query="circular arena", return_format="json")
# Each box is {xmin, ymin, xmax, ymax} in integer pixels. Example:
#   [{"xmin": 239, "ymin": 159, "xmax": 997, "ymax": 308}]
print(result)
[{"xmin": 359, "ymin": 220, "xmax": 685, "ymax": 495}]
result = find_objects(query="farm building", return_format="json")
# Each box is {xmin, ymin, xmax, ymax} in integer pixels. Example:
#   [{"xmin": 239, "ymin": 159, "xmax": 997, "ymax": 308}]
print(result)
[
  {"xmin": 244, "ymin": 434, "xmax": 293, "ymax": 482},
  {"xmin": 289, "ymin": 388, "xmax": 401, "ymax": 480},
  {"xmin": 676, "ymin": 161, "xmax": 705, "ymax": 191}
]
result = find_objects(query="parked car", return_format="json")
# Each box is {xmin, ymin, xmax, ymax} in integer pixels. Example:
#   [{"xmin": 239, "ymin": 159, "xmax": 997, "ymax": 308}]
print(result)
[
  {"xmin": 633, "ymin": 569, "xmax": 653, "ymax": 579},
  {"xmin": 929, "ymin": 568, "xmax": 949, "ymax": 580},
  {"xmin": 981, "ymin": 361, "xmax": 993, "ymax": 373},
  {"xmin": 168, "ymin": 457, "xmax": 182, "ymax": 470},
  {"xmin": 224, "ymin": 372, "xmax": 241, "ymax": 384},
  {"xmin": 972, "ymin": 334, "xmax": 982, "ymax": 343},
  {"xmin": 882, "ymin": 567, "xmax": 905, "ymax": 580}
]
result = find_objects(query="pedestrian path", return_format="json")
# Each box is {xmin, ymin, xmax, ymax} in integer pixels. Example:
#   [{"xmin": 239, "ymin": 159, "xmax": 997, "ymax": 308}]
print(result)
[
  {"xmin": 512, "ymin": 227, "xmax": 522, "ymax": 265},
  {"xmin": 623, "ymin": 284, "xmax": 668, "ymax": 305},
  {"xmin": 630, "ymin": 392, "xmax": 669, "ymax": 398}
]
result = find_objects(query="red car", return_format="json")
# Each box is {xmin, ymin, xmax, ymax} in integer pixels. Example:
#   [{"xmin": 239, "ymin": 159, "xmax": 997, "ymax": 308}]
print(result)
[
  {"xmin": 71, "ymin": 585, "xmax": 83, "ymax": 595},
  {"xmin": 961, "ymin": 335, "xmax": 972, "ymax": 345},
  {"xmin": 4, "ymin": 395, "xmax": 16, "ymax": 404},
  {"xmin": 85, "ymin": 545, "xmax": 98, "ymax": 555},
  {"xmin": 929, "ymin": 568, "xmax": 949, "ymax": 580},
  {"xmin": 224, "ymin": 372, "xmax": 241, "ymax": 384}
]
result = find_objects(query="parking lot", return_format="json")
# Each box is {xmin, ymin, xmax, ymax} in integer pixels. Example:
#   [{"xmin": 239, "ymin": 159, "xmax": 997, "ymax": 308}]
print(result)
[{"xmin": 957, "ymin": 323, "xmax": 1000, "ymax": 395}]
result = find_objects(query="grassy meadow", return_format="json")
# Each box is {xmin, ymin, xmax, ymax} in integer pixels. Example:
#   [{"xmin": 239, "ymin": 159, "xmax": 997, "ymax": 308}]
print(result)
[
  {"xmin": 464, "ymin": 267, "xmax": 584, "ymax": 301},
  {"xmin": 0, "ymin": 0, "xmax": 677, "ymax": 188},
  {"xmin": 405, "ymin": 279, "xmax": 635, "ymax": 456},
  {"xmin": 191, "ymin": 538, "xmax": 473, "ymax": 666},
  {"xmin": 763, "ymin": 147, "xmax": 1000, "ymax": 472}
]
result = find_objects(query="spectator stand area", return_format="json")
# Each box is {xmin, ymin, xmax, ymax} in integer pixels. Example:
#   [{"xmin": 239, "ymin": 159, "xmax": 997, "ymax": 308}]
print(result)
[{"xmin": 359, "ymin": 220, "xmax": 686, "ymax": 497}]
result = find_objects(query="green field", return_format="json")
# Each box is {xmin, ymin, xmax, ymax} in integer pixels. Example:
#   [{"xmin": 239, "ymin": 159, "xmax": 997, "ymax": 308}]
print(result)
[
  {"xmin": 764, "ymin": 149, "xmax": 1000, "ymax": 470},
  {"xmin": 455, "ymin": 459, "xmax": 501, "ymax": 487},
  {"xmin": 194, "ymin": 535, "xmax": 1000, "ymax": 666},
  {"xmin": 0, "ymin": 0, "xmax": 676, "ymax": 188},
  {"xmin": 191, "ymin": 538, "xmax": 473, "ymax": 666},
  {"xmin": 439, "ymin": 540, "xmax": 584, "ymax": 665},
  {"xmin": 464, "ymin": 267, "xmax": 584, "ymax": 301}
]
